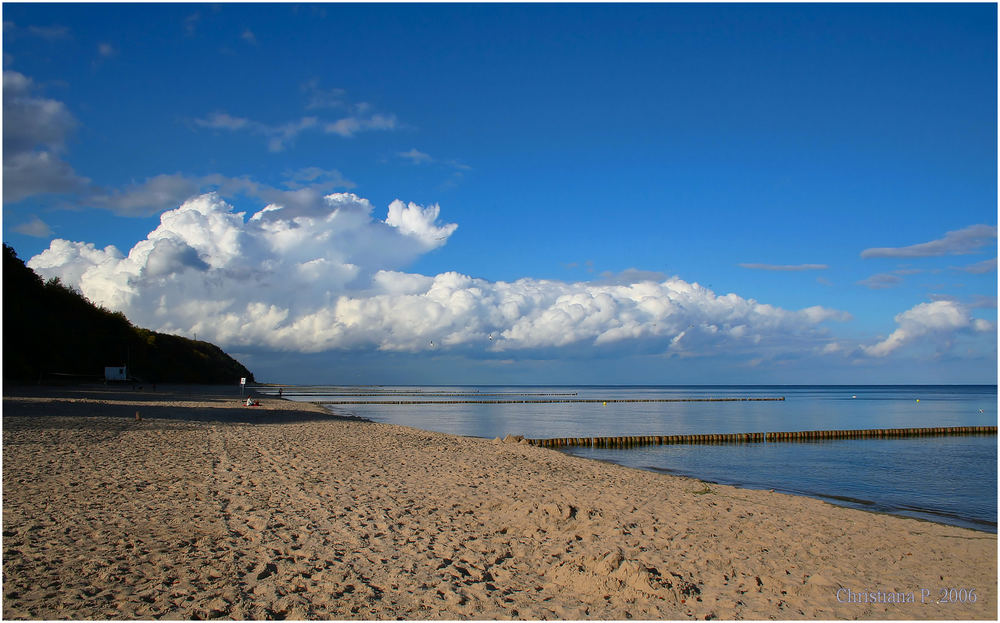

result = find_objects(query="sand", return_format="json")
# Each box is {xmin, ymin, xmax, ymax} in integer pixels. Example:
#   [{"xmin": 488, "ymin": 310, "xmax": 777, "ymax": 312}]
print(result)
[{"xmin": 2, "ymin": 385, "xmax": 996, "ymax": 620}]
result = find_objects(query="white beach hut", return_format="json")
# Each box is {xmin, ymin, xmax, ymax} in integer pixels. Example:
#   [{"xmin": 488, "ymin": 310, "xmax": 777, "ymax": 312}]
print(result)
[{"xmin": 104, "ymin": 366, "xmax": 127, "ymax": 382}]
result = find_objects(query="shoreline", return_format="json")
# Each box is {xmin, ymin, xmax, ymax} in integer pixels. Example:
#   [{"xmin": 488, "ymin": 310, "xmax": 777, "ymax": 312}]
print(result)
[
  {"xmin": 3, "ymin": 385, "xmax": 996, "ymax": 619},
  {"xmin": 409, "ymin": 418, "xmax": 997, "ymax": 535},
  {"xmin": 560, "ymin": 447, "xmax": 998, "ymax": 534},
  {"xmin": 285, "ymin": 384, "xmax": 997, "ymax": 535},
  {"xmin": 549, "ymin": 449, "xmax": 999, "ymax": 535}
]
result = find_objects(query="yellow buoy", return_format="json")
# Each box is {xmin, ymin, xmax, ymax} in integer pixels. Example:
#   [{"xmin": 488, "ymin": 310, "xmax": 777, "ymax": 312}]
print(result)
[{"xmin": 603, "ymin": 401, "xmax": 607, "ymax": 406}]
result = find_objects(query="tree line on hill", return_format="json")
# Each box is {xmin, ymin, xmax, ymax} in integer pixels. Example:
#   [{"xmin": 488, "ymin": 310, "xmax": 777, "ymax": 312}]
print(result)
[{"xmin": 3, "ymin": 244, "xmax": 254, "ymax": 385}]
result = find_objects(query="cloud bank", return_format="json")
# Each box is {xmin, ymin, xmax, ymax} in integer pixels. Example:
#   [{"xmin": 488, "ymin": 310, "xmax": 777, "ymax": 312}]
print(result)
[{"xmin": 28, "ymin": 192, "xmax": 850, "ymax": 359}]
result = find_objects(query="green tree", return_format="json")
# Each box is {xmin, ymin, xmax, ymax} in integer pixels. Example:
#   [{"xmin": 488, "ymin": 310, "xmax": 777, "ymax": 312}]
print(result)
[{"xmin": 3, "ymin": 244, "xmax": 254, "ymax": 384}]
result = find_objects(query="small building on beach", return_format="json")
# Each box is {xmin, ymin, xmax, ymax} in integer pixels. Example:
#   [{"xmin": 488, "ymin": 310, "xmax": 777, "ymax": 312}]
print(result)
[{"xmin": 104, "ymin": 366, "xmax": 127, "ymax": 382}]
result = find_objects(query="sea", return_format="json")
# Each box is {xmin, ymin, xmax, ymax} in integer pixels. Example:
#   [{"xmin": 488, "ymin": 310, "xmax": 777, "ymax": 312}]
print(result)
[{"xmin": 266, "ymin": 385, "xmax": 997, "ymax": 533}]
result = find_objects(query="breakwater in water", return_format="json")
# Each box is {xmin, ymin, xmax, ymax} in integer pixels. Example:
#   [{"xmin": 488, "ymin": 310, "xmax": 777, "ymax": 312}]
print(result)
[
  {"xmin": 277, "ymin": 385, "xmax": 996, "ymax": 531},
  {"xmin": 529, "ymin": 425, "xmax": 997, "ymax": 448},
  {"xmin": 317, "ymin": 397, "xmax": 786, "ymax": 405}
]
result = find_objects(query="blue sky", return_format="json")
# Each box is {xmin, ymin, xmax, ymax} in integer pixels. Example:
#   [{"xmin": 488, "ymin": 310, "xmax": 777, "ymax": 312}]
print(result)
[{"xmin": 4, "ymin": 3, "xmax": 996, "ymax": 384}]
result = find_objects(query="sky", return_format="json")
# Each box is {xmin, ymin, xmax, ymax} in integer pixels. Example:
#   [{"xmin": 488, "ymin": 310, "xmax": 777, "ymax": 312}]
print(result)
[{"xmin": 3, "ymin": 3, "xmax": 997, "ymax": 385}]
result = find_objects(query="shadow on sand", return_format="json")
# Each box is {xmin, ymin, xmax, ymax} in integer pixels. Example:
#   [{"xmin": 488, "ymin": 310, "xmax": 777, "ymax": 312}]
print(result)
[{"xmin": 2, "ymin": 383, "xmax": 373, "ymax": 427}]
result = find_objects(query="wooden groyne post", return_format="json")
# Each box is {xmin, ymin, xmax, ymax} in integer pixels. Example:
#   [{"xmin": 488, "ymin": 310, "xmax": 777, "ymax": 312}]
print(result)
[
  {"xmin": 527, "ymin": 426, "xmax": 996, "ymax": 448},
  {"xmin": 312, "ymin": 396, "xmax": 786, "ymax": 405}
]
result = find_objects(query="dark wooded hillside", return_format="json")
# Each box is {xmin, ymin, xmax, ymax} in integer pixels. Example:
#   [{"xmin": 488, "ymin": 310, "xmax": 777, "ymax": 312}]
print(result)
[{"xmin": 3, "ymin": 244, "xmax": 254, "ymax": 384}]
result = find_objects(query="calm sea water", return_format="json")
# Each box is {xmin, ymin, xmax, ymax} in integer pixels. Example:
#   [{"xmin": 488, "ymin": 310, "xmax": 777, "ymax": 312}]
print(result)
[{"xmin": 270, "ymin": 385, "xmax": 997, "ymax": 532}]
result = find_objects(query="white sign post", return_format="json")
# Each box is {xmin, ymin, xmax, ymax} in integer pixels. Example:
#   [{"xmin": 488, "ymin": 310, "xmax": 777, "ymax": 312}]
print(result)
[{"xmin": 240, "ymin": 377, "xmax": 246, "ymax": 400}]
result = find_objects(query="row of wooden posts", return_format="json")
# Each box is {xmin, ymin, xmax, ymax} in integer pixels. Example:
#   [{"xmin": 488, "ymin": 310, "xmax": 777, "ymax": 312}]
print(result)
[
  {"xmin": 318, "ymin": 397, "xmax": 787, "ymax": 405},
  {"xmin": 528, "ymin": 425, "xmax": 997, "ymax": 448}
]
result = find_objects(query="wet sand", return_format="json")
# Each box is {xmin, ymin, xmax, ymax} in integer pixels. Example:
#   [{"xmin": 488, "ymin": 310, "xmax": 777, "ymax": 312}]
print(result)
[{"xmin": 2, "ymin": 385, "xmax": 996, "ymax": 619}]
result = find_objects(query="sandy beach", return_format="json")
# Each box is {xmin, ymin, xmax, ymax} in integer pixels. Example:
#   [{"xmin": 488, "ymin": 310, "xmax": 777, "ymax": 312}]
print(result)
[{"xmin": 2, "ymin": 385, "xmax": 996, "ymax": 620}]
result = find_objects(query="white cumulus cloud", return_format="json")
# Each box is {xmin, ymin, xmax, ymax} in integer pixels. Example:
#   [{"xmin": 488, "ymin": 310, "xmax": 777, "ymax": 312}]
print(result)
[
  {"xmin": 862, "ymin": 300, "xmax": 995, "ymax": 357},
  {"xmin": 384, "ymin": 200, "xmax": 457, "ymax": 248},
  {"xmin": 28, "ymin": 192, "xmax": 850, "ymax": 359}
]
